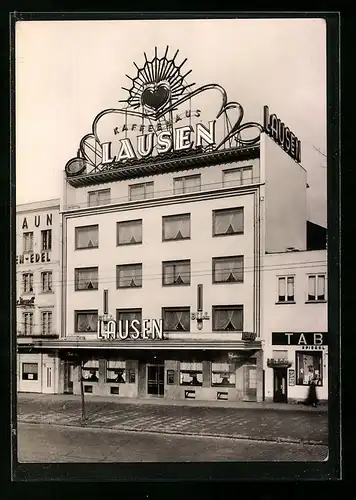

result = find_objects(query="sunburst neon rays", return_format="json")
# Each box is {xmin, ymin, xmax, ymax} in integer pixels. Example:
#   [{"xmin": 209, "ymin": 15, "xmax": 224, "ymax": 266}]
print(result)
[{"xmin": 120, "ymin": 46, "xmax": 195, "ymax": 115}]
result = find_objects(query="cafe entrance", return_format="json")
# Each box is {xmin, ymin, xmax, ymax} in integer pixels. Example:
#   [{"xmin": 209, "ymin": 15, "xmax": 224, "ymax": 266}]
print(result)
[{"xmin": 147, "ymin": 363, "xmax": 165, "ymax": 397}]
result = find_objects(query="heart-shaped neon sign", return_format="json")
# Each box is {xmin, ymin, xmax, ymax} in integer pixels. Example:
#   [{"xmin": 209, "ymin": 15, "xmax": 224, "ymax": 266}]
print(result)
[{"xmin": 141, "ymin": 83, "xmax": 170, "ymax": 110}]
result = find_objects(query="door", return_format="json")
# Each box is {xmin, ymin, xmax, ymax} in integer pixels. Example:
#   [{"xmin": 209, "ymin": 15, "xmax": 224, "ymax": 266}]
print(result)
[
  {"xmin": 147, "ymin": 365, "xmax": 164, "ymax": 396},
  {"xmin": 64, "ymin": 361, "xmax": 74, "ymax": 394},
  {"xmin": 243, "ymin": 365, "xmax": 257, "ymax": 401},
  {"xmin": 273, "ymin": 368, "xmax": 288, "ymax": 403}
]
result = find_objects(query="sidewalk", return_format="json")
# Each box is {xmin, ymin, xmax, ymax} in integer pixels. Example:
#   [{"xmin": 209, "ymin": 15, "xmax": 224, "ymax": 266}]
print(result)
[{"xmin": 17, "ymin": 393, "xmax": 328, "ymax": 446}]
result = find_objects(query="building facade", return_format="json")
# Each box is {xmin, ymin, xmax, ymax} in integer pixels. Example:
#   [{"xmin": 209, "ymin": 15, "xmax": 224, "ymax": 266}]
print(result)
[{"xmin": 16, "ymin": 199, "xmax": 61, "ymax": 393}]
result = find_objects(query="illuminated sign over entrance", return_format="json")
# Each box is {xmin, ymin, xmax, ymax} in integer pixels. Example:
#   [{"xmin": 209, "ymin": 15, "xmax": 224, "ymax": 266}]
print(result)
[
  {"xmin": 98, "ymin": 316, "xmax": 164, "ymax": 340},
  {"xmin": 272, "ymin": 332, "xmax": 327, "ymax": 346},
  {"xmin": 263, "ymin": 105, "xmax": 301, "ymax": 163}
]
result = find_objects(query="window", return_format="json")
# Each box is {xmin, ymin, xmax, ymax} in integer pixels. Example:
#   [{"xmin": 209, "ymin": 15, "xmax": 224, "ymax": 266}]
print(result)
[
  {"xmin": 23, "ymin": 312, "xmax": 33, "ymax": 336},
  {"xmin": 41, "ymin": 271, "xmax": 52, "ymax": 292},
  {"xmin": 81, "ymin": 359, "xmax": 99, "ymax": 381},
  {"xmin": 41, "ymin": 311, "xmax": 52, "ymax": 335},
  {"xmin": 278, "ymin": 276, "xmax": 295, "ymax": 302},
  {"xmin": 41, "ymin": 229, "xmax": 52, "ymax": 251},
  {"xmin": 116, "ymin": 309, "xmax": 142, "ymax": 334},
  {"xmin": 129, "ymin": 182, "xmax": 154, "ymax": 201},
  {"xmin": 162, "ymin": 307, "xmax": 190, "ymax": 332},
  {"xmin": 116, "ymin": 264, "xmax": 142, "ymax": 288},
  {"xmin": 22, "ymin": 362, "xmax": 38, "ymax": 381},
  {"xmin": 212, "ymin": 305, "xmax": 243, "ymax": 331},
  {"xmin": 23, "ymin": 273, "xmax": 34, "ymax": 293},
  {"xmin": 211, "ymin": 362, "xmax": 236, "ymax": 387},
  {"xmin": 106, "ymin": 360, "xmax": 126, "ymax": 383},
  {"xmin": 162, "ymin": 260, "xmax": 190, "ymax": 286},
  {"xmin": 163, "ymin": 213, "xmax": 190, "ymax": 241},
  {"xmin": 88, "ymin": 189, "xmax": 111, "ymax": 207},
  {"xmin": 223, "ymin": 167, "xmax": 253, "ymax": 187},
  {"xmin": 179, "ymin": 362, "xmax": 203, "ymax": 386},
  {"xmin": 75, "ymin": 310, "xmax": 98, "ymax": 333},
  {"xmin": 75, "ymin": 267, "xmax": 98, "ymax": 290},
  {"xmin": 174, "ymin": 174, "xmax": 201, "ymax": 194},
  {"xmin": 23, "ymin": 232, "xmax": 33, "ymax": 253},
  {"xmin": 117, "ymin": 219, "xmax": 142, "ymax": 245},
  {"xmin": 308, "ymin": 274, "xmax": 326, "ymax": 301},
  {"xmin": 296, "ymin": 351, "xmax": 323, "ymax": 386},
  {"xmin": 75, "ymin": 225, "xmax": 99, "ymax": 249},
  {"xmin": 213, "ymin": 207, "xmax": 244, "ymax": 236},
  {"xmin": 213, "ymin": 256, "xmax": 244, "ymax": 283}
]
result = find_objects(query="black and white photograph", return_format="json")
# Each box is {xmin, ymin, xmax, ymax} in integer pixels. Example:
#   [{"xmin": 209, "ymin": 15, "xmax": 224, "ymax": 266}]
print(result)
[{"xmin": 12, "ymin": 15, "xmax": 338, "ymax": 473}]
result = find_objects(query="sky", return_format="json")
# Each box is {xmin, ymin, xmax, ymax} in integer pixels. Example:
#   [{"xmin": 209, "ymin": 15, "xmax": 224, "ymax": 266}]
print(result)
[{"xmin": 15, "ymin": 18, "xmax": 327, "ymax": 226}]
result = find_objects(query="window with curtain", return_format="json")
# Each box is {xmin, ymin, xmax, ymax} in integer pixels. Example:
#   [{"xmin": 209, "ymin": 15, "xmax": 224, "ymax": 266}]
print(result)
[
  {"xmin": 75, "ymin": 310, "xmax": 98, "ymax": 333},
  {"xmin": 116, "ymin": 263, "xmax": 142, "ymax": 288},
  {"xmin": 213, "ymin": 207, "xmax": 244, "ymax": 236},
  {"xmin": 129, "ymin": 182, "xmax": 154, "ymax": 201},
  {"xmin": 75, "ymin": 267, "xmax": 99, "ymax": 290},
  {"xmin": 106, "ymin": 360, "xmax": 126, "ymax": 383},
  {"xmin": 75, "ymin": 225, "xmax": 99, "ymax": 249},
  {"xmin": 23, "ymin": 312, "xmax": 33, "ymax": 335},
  {"xmin": 162, "ymin": 260, "xmax": 191, "ymax": 286},
  {"xmin": 211, "ymin": 362, "xmax": 236, "ymax": 387},
  {"xmin": 23, "ymin": 232, "xmax": 33, "ymax": 253},
  {"xmin": 117, "ymin": 219, "xmax": 142, "ymax": 245},
  {"xmin": 162, "ymin": 213, "xmax": 190, "ymax": 241},
  {"xmin": 296, "ymin": 351, "xmax": 323, "ymax": 386},
  {"xmin": 22, "ymin": 362, "xmax": 38, "ymax": 380},
  {"xmin": 41, "ymin": 271, "xmax": 52, "ymax": 292},
  {"xmin": 213, "ymin": 256, "xmax": 244, "ymax": 283},
  {"xmin": 308, "ymin": 274, "xmax": 326, "ymax": 301},
  {"xmin": 277, "ymin": 276, "xmax": 295, "ymax": 302},
  {"xmin": 23, "ymin": 273, "xmax": 34, "ymax": 293},
  {"xmin": 41, "ymin": 229, "xmax": 52, "ymax": 250},
  {"xmin": 162, "ymin": 307, "xmax": 190, "ymax": 331},
  {"xmin": 179, "ymin": 361, "xmax": 203, "ymax": 386},
  {"xmin": 88, "ymin": 189, "xmax": 111, "ymax": 207},
  {"xmin": 223, "ymin": 167, "xmax": 253, "ymax": 188},
  {"xmin": 82, "ymin": 359, "xmax": 99, "ymax": 381},
  {"xmin": 41, "ymin": 311, "xmax": 52, "ymax": 335},
  {"xmin": 212, "ymin": 305, "xmax": 243, "ymax": 331},
  {"xmin": 116, "ymin": 309, "xmax": 142, "ymax": 334},
  {"xmin": 173, "ymin": 174, "xmax": 201, "ymax": 194}
]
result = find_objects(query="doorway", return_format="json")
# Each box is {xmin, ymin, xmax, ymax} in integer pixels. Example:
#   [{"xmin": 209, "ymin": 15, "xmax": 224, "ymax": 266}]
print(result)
[
  {"xmin": 273, "ymin": 368, "xmax": 288, "ymax": 403},
  {"xmin": 63, "ymin": 361, "xmax": 74, "ymax": 394},
  {"xmin": 243, "ymin": 365, "xmax": 257, "ymax": 401},
  {"xmin": 147, "ymin": 364, "xmax": 164, "ymax": 397}
]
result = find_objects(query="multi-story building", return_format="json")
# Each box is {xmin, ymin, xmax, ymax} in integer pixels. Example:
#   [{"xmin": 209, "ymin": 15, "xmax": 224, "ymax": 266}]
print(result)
[{"xmin": 16, "ymin": 199, "xmax": 61, "ymax": 393}]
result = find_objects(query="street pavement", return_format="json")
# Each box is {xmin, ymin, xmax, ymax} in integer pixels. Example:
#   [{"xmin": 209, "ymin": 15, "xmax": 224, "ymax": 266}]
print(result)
[
  {"xmin": 17, "ymin": 422, "xmax": 328, "ymax": 462},
  {"xmin": 17, "ymin": 393, "xmax": 328, "ymax": 446}
]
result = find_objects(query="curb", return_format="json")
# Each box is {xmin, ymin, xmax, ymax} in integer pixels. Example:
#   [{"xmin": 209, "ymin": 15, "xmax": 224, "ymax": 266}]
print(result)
[{"xmin": 17, "ymin": 418, "xmax": 327, "ymax": 447}]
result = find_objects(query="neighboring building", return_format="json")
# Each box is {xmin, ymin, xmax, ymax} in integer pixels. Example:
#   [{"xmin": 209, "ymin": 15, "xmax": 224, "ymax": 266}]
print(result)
[
  {"xmin": 16, "ymin": 199, "xmax": 61, "ymax": 393},
  {"xmin": 262, "ymin": 249, "xmax": 328, "ymax": 403}
]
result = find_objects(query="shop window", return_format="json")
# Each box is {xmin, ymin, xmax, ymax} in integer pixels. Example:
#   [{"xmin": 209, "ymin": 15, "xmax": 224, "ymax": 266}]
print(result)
[
  {"xmin": 41, "ymin": 271, "xmax": 52, "ymax": 292},
  {"xmin": 81, "ymin": 360, "xmax": 99, "ymax": 382},
  {"xmin": 75, "ymin": 224, "xmax": 99, "ymax": 249},
  {"xmin": 75, "ymin": 310, "xmax": 98, "ymax": 333},
  {"xmin": 106, "ymin": 360, "xmax": 126, "ymax": 383},
  {"xmin": 173, "ymin": 174, "xmax": 201, "ymax": 194},
  {"xmin": 180, "ymin": 362, "xmax": 203, "ymax": 386},
  {"xmin": 277, "ymin": 276, "xmax": 295, "ymax": 302},
  {"xmin": 162, "ymin": 307, "xmax": 190, "ymax": 332},
  {"xmin": 88, "ymin": 188, "xmax": 111, "ymax": 207},
  {"xmin": 22, "ymin": 362, "xmax": 38, "ymax": 380},
  {"xmin": 129, "ymin": 182, "xmax": 154, "ymax": 201},
  {"xmin": 213, "ymin": 255, "xmax": 244, "ymax": 283},
  {"xmin": 223, "ymin": 167, "xmax": 253, "ymax": 187},
  {"xmin": 23, "ymin": 232, "xmax": 33, "ymax": 253},
  {"xmin": 75, "ymin": 267, "xmax": 99, "ymax": 290},
  {"xmin": 167, "ymin": 370, "xmax": 175, "ymax": 385},
  {"xmin": 23, "ymin": 273, "xmax": 34, "ymax": 293},
  {"xmin": 213, "ymin": 207, "xmax": 244, "ymax": 236},
  {"xmin": 211, "ymin": 362, "xmax": 236, "ymax": 387},
  {"xmin": 23, "ymin": 312, "xmax": 33, "ymax": 336},
  {"xmin": 116, "ymin": 263, "xmax": 142, "ymax": 288},
  {"xmin": 162, "ymin": 213, "xmax": 190, "ymax": 241},
  {"xmin": 41, "ymin": 311, "xmax": 52, "ymax": 335},
  {"xmin": 212, "ymin": 305, "xmax": 243, "ymax": 331},
  {"xmin": 116, "ymin": 309, "xmax": 142, "ymax": 334},
  {"xmin": 307, "ymin": 274, "xmax": 326, "ymax": 301},
  {"xmin": 296, "ymin": 351, "xmax": 323, "ymax": 386},
  {"xmin": 41, "ymin": 229, "xmax": 52, "ymax": 251},
  {"xmin": 117, "ymin": 219, "xmax": 142, "ymax": 245},
  {"xmin": 162, "ymin": 260, "xmax": 191, "ymax": 286}
]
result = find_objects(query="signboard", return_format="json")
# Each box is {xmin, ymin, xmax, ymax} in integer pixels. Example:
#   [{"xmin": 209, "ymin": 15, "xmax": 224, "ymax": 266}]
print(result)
[
  {"xmin": 242, "ymin": 331, "xmax": 257, "ymax": 341},
  {"xmin": 98, "ymin": 316, "xmax": 164, "ymax": 340},
  {"xmin": 16, "ymin": 296, "xmax": 35, "ymax": 308},
  {"xmin": 272, "ymin": 332, "xmax": 327, "ymax": 346},
  {"xmin": 16, "ymin": 252, "xmax": 51, "ymax": 265},
  {"xmin": 288, "ymin": 369, "xmax": 295, "ymax": 386},
  {"xmin": 21, "ymin": 213, "xmax": 53, "ymax": 230},
  {"xmin": 263, "ymin": 105, "xmax": 301, "ymax": 163}
]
